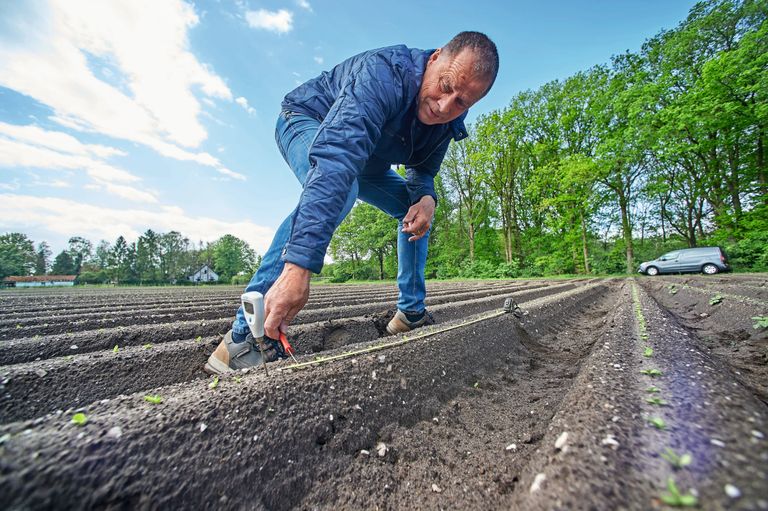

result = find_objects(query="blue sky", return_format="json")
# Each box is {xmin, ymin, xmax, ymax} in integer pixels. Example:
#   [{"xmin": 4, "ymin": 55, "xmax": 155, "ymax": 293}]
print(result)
[{"xmin": 0, "ymin": 0, "xmax": 698, "ymax": 256}]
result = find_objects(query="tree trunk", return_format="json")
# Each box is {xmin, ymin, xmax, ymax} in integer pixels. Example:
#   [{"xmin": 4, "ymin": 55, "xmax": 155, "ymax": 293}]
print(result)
[
  {"xmin": 580, "ymin": 209, "xmax": 590, "ymax": 274},
  {"xmin": 617, "ymin": 188, "xmax": 634, "ymax": 274},
  {"xmin": 468, "ymin": 222, "xmax": 475, "ymax": 262}
]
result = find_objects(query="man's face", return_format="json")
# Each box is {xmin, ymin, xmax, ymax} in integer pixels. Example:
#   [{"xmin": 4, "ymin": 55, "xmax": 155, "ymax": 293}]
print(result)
[{"xmin": 417, "ymin": 48, "xmax": 489, "ymax": 125}]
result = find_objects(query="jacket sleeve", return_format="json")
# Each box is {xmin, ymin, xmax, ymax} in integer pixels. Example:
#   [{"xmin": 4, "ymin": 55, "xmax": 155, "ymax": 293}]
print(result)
[
  {"xmin": 283, "ymin": 54, "xmax": 405, "ymax": 273},
  {"xmin": 405, "ymin": 136, "xmax": 451, "ymax": 206}
]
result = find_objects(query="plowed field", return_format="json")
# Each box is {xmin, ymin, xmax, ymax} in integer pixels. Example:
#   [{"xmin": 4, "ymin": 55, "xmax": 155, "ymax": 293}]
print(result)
[{"xmin": 1, "ymin": 276, "xmax": 766, "ymax": 510}]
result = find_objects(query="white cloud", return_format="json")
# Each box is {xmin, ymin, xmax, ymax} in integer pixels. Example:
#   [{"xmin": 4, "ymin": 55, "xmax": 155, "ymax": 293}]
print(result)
[
  {"xmin": 235, "ymin": 96, "xmax": 257, "ymax": 116},
  {"xmin": 245, "ymin": 9, "xmax": 293, "ymax": 33},
  {"xmin": 0, "ymin": 194, "xmax": 275, "ymax": 255},
  {"xmin": 296, "ymin": 0, "xmax": 312, "ymax": 12},
  {"xmin": 0, "ymin": 0, "xmax": 243, "ymax": 180},
  {"xmin": 313, "ymin": 56, "xmax": 324, "ymax": 65},
  {"xmin": 0, "ymin": 122, "xmax": 160, "ymax": 202},
  {"xmin": 0, "ymin": 179, "xmax": 21, "ymax": 191}
]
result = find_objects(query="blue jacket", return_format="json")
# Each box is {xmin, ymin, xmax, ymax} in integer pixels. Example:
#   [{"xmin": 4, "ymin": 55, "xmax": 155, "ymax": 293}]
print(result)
[{"xmin": 281, "ymin": 45, "xmax": 469, "ymax": 273}]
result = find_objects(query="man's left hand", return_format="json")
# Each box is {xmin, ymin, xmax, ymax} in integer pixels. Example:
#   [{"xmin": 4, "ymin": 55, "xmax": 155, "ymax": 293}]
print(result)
[{"xmin": 402, "ymin": 195, "xmax": 435, "ymax": 242}]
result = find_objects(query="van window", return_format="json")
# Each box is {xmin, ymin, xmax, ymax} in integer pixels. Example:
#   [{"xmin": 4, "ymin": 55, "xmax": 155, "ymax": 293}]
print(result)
[{"xmin": 661, "ymin": 251, "xmax": 680, "ymax": 260}]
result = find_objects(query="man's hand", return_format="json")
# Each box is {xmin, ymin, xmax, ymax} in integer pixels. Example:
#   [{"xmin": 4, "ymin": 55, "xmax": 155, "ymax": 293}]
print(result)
[
  {"xmin": 402, "ymin": 195, "xmax": 435, "ymax": 242},
  {"xmin": 263, "ymin": 262, "xmax": 310, "ymax": 339}
]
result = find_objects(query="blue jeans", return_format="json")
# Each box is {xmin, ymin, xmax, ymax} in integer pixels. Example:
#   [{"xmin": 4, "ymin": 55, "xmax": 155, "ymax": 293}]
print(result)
[{"xmin": 232, "ymin": 111, "xmax": 430, "ymax": 336}]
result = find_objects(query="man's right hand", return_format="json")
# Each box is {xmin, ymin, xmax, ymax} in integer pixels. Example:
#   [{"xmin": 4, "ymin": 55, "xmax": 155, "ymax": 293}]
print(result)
[{"xmin": 263, "ymin": 262, "xmax": 311, "ymax": 339}]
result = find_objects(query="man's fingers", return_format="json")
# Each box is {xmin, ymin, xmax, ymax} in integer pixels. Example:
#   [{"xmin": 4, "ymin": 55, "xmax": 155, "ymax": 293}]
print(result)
[{"xmin": 263, "ymin": 314, "xmax": 282, "ymax": 339}]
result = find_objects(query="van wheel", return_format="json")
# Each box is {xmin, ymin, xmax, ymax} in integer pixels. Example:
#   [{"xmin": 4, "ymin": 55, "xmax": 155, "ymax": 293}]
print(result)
[
  {"xmin": 702, "ymin": 264, "xmax": 719, "ymax": 275},
  {"xmin": 646, "ymin": 266, "xmax": 659, "ymax": 276}
]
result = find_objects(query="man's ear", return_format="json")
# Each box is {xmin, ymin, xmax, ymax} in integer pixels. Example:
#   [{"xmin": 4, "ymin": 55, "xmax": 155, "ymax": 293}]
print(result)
[{"xmin": 429, "ymin": 48, "xmax": 442, "ymax": 64}]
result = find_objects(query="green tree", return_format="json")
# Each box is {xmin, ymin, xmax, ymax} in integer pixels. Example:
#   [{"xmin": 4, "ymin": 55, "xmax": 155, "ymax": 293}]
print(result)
[
  {"xmin": 158, "ymin": 231, "xmax": 190, "ymax": 283},
  {"xmin": 0, "ymin": 233, "xmax": 37, "ymax": 278},
  {"xmin": 51, "ymin": 250, "xmax": 76, "ymax": 275},
  {"xmin": 135, "ymin": 229, "xmax": 160, "ymax": 284},
  {"xmin": 67, "ymin": 236, "xmax": 92, "ymax": 274},
  {"xmin": 211, "ymin": 234, "xmax": 256, "ymax": 282},
  {"xmin": 34, "ymin": 241, "xmax": 51, "ymax": 275},
  {"xmin": 108, "ymin": 236, "xmax": 131, "ymax": 285}
]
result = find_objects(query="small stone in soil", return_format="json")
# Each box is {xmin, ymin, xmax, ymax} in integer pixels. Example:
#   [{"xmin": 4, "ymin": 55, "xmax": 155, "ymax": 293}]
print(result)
[
  {"xmin": 376, "ymin": 442, "xmax": 387, "ymax": 457},
  {"xmin": 505, "ymin": 443, "xmax": 517, "ymax": 451},
  {"xmin": 724, "ymin": 484, "xmax": 741, "ymax": 499},
  {"xmin": 530, "ymin": 473, "xmax": 546, "ymax": 493},
  {"xmin": 35, "ymin": 369, "xmax": 47, "ymax": 377},
  {"xmin": 360, "ymin": 449, "xmax": 370, "ymax": 456},
  {"xmin": 555, "ymin": 431, "xmax": 569, "ymax": 450},
  {"xmin": 710, "ymin": 438, "xmax": 726, "ymax": 447},
  {"xmin": 199, "ymin": 423, "xmax": 207, "ymax": 433},
  {"xmin": 751, "ymin": 430, "xmax": 764, "ymax": 439},
  {"xmin": 431, "ymin": 484, "xmax": 442, "ymax": 493},
  {"xmin": 106, "ymin": 426, "xmax": 123, "ymax": 439}
]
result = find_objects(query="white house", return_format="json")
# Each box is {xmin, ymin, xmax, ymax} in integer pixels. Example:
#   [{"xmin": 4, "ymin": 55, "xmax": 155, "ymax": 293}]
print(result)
[
  {"xmin": 2, "ymin": 275, "xmax": 77, "ymax": 288},
  {"xmin": 189, "ymin": 265, "xmax": 219, "ymax": 283}
]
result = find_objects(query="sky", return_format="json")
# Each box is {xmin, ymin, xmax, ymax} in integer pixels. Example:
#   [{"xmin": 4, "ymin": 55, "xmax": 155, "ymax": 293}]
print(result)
[{"xmin": 0, "ymin": 0, "xmax": 699, "ymax": 256}]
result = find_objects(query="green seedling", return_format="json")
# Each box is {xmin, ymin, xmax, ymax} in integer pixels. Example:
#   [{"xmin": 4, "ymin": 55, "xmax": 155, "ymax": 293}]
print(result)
[
  {"xmin": 660, "ymin": 477, "xmax": 697, "ymax": 507},
  {"xmin": 643, "ymin": 347, "xmax": 654, "ymax": 357},
  {"xmin": 667, "ymin": 285, "xmax": 678, "ymax": 295},
  {"xmin": 473, "ymin": 382, "xmax": 480, "ymax": 389},
  {"xmin": 144, "ymin": 394, "xmax": 163, "ymax": 404},
  {"xmin": 113, "ymin": 345, "xmax": 119, "ymax": 353},
  {"xmin": 641, "ymin": 369, "xmax": 663, "ymax": 377},
  {"xmin": 649, "ymin": 417, "xmax": 667, "ymax": 430},
  {"xmin": 71, "ymin": 412, "xmax": 88, "ymax": 426},
  {"xmin": 752, "ymin": 316, "xmax": 768, "ymax": 330},
  {"xmin": 143, "ymin": 343, "xmax": 153, "ymax": 349},
  {"xmin": 16, "ymin": 324, "xmax": 21, "ymax": 329},
  {"xmin": 661, "ymin": 448, "xmax": 693, "ymax": 469},
  {"xmin": 195, "ymin": 335, "xmax": 202, "ymax": 343},
  {"xmin": 209, "ymin": 376, "xmax": 219, "ymax": 390},
  {"xmin": 65, "ymin": 355, "xmax": 74, "ymax": 361},
  {"xmin": 709, "ymin": 294, "xmax": 723, "ymax": 305},
  {"xmin": 234, "ymin": 376, "xmax": 242, "ymax": 384},
  {"xmin": 646, "ymin": 386, "xmax": 661, "ymax": 393},
  {"xmin": 646, "ymin": 397, "xmax": 669, "ymax": 406}
]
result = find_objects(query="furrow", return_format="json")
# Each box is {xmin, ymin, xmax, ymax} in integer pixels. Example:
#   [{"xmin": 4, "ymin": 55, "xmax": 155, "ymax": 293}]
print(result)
[{"xmin": 0, "ymin": 280, "xmax": 612, "ymax": 509}]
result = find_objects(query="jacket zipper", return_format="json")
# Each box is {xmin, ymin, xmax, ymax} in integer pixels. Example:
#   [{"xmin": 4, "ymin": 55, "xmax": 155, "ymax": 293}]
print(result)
[{"xmin": 409, "ymin": 132, "xmax": 452, "ymax": 168}]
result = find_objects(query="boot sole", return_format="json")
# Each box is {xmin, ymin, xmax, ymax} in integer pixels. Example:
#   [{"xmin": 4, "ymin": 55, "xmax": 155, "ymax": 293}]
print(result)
[{"xmin": 204, "ymin": 354, "xmax": 233, "ymax": 375}]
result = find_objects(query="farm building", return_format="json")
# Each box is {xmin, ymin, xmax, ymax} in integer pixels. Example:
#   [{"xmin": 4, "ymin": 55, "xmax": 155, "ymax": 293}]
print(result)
[
  {"xmin": 188, "ymin": 265, "xmax": 219, "ymax": 283},
  {"xmin": 2, "ymin": 275, "xmax": 77, "ymax": 288}
]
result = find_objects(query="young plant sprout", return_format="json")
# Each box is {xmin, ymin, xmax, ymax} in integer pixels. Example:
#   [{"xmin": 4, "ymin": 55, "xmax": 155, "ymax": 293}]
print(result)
[
  {"xmin": 71, "ymin": 413, "xmax": 87, "ymax": 426},
  {"xmin": 144, "ymin": 395, "xmax": 163, "ymax": 404},
  {"xmin": 661, "ymin": 448, "xmax": 692, "ymax": 469},
  {"xmin": 660, "ymin": 477, "xmax": 697, "ymax": 507}
]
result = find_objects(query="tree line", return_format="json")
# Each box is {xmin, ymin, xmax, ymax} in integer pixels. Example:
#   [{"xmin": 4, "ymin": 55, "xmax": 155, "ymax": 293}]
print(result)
[
  {"xmin": 326, "ymin": 0, "xmax": 767, "ymax": 281},
  {"xmin": 0, "ymin": 231, "xmax": 259, "ymax": 285}
]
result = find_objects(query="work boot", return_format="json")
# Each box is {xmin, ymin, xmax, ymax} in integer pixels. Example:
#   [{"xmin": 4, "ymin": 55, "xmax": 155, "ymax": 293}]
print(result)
[
  {"xmin": 386, "ymin": 310, "xmax": 430, "ymax": 335},
  {"xmin": 204, "ymin": 330, "xmax": 277, "ymax": 375}
]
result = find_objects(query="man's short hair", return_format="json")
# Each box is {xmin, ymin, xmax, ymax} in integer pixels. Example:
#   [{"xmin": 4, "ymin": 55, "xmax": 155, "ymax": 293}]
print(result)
[{"xmin": 443, "ymin": 31, "xmax": 499, "ymax": 94}]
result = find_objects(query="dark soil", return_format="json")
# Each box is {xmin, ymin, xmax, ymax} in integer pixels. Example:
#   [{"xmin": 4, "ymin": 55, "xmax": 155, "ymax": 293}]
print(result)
[
  {"xmin": 1, "ymin": 277, "xmax": 766, "ymax": 510},
  {"xmin": 640, "ymin": 276, "xmax": 768, "ymax": 404}
]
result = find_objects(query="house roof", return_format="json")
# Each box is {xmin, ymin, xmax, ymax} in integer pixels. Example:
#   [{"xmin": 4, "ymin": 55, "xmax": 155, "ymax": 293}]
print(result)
[{"xmin": 2, "ymin": 275, "xmax": 77, "ymax": 283}]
